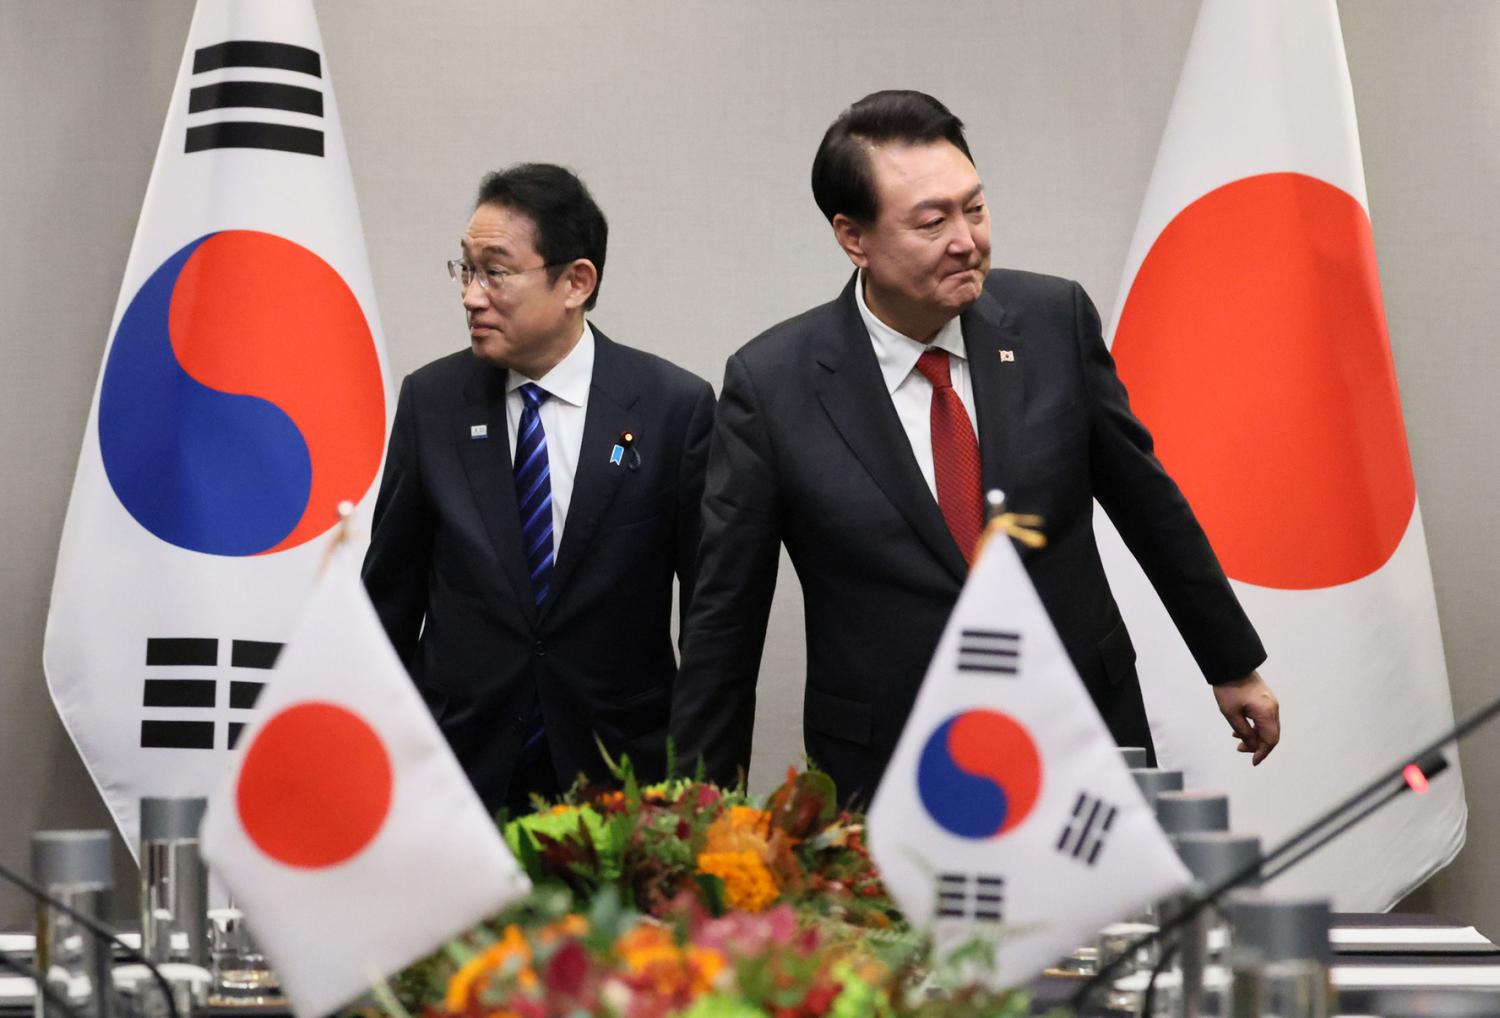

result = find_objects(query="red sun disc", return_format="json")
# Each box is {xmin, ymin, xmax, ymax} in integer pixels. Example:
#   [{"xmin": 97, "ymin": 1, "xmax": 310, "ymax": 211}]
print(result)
[
  {"xmin": 1112, "ymin": 172, "xmax": 1414, "ymax": 590},
  {"xmin": 236, "ymin": 702, "xmax": 393, "ymax": 869}
]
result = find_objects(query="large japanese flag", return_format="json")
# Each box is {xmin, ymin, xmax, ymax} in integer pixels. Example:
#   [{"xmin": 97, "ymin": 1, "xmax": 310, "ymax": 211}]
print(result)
[
  {"xmin": 43, "ymin": 0, "xmax": 392, "ymax": 854},
  {"xmin": 201, "ymin": 540, "xmax": 531, "ymax": 1018},
  {"xmin": 1100, "ymin": 0, "xmax": 1465, "ymax": 907},
  {"xmin": 868, "ymin": 521, "xmax": 1190, "ymax": 986}
]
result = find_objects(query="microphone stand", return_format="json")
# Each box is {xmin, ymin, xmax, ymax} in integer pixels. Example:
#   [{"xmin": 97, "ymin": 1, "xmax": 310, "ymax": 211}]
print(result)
[
  {"xmin": 1068, "ymin": 684, "xmax": 1500, "ymax": 1011},
  {"xmin": 0, "ymin": 859, "xmax": 182, "ymax": 1018}
]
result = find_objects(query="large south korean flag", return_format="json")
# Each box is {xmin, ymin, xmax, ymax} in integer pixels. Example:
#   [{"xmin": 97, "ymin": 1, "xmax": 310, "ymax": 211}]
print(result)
[
  {"xmin": 868, "ymin": 522, "xmax": 1190, "ymax": 987},
  {"xmin": 44, "ymin": 0, "xmax": 392, "ymax": 854},
  {"xmin": 1099, "ymin": 0, "xmax": 1465, "ymax": 907}
]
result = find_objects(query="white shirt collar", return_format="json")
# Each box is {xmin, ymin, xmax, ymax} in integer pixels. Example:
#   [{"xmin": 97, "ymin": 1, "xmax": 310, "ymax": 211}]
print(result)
[
  {"xmin": 506, "ymin": 320, "xmax": 595, "ymax": 407},
  {"xmin": 854, "ymin": 272, "xmax": 967, "ymax": 395}
]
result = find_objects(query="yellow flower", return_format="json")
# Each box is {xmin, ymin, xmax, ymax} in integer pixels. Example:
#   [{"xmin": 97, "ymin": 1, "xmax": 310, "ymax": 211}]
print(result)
[
  {"xmin": 443, "ymin": 925, "xmax": 533, "ymax": 1011},
  {"xmin": 686, "ymin": 945, "xmax": 728, "ymax": 994},
  {"xmin": 697, "ymin": 850, "xmax": 780, "ymax": 912}
]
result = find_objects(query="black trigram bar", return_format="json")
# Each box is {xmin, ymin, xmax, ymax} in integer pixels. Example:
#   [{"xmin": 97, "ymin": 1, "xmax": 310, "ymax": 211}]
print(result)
[
  {"xmin": 227, "ymin": 722, "xmax": 247, "ymax": 750},
  {"xmin": 142, "ymin": 679, "xmax": 215, "ymax": 709},
  {"xmin": 936, "ymin": 872, "xmax": 1005, "ymax": 922},
  {"xmin": 1056, "ymin": 791, "xmax": 1119, "ymax": 866},
  {"xmin": 957, "ymin": 628, "xmax": 1020, "ymax": 675},
  {"xmin": 145, "ymin": 637, "xmax": 217, "ymax": 667},
  {"xmin": 229, "ymin": 681, "xmax": 265, "ymax": 710},
  {"xmin": 231, "ymin": 640, "xmax": 283, "ymax": 669},
  {"xmin": 936, "ymin": 873, "xmax": 967, "ymax": 918},
  {"xmin": 185, "ymin": 122, "xmax": 323, "ymax": 157},
  {"xmin": 193, "ymin": 41, "xmax": 322, "ymax": 77},
  {"xmin": 189, "ymin": 81, "xmax": 323, "ymax": 117},
  {"xmin": 141, "ymin": 720, "xmax": 214, "ymax": 750}
]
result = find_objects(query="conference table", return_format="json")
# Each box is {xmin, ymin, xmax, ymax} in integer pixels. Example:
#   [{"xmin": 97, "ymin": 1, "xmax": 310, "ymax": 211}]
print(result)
[
  {"xmin": 1, "ymin": 912, "xmax": 1497, "ymax": 1016},
  {"xmin": 1035, "ymin": 912, "xmax": 1500, "ymax": 1016}
]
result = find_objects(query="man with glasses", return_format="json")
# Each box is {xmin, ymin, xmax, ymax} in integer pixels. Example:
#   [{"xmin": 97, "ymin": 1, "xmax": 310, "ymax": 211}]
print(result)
[{"xmin": 364, "ymin": 164, "xmax": 714, "ymax": 814}]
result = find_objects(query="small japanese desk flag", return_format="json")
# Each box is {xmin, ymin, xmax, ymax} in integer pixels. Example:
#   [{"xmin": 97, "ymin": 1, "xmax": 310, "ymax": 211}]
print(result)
[{"xmin": 201, "ymin": 537, "xmax": 530, "ymax": 1017}]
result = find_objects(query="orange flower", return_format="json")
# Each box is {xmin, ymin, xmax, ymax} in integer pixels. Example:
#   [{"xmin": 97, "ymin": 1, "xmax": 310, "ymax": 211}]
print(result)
[
  {"xmin": 537, "ymin": 912, "xmax": 589, "ymax": 947},
  {"xmin": 616, "ymin": 923, "xmax": 693, "ymax": 997},
  {"xmin": 443, "ymin": 925, "xmax": 535, "ymax": 1011},
  {"xmin": 697, "ymin": 849, "xmax": 780, "ymax": 912},
  {"xmin": 703, "ymin": 807, "xmax": 772, "ymax": 855},
  {"xmin": 686, "ymin": 945, "xmax": 727, "ymax": 994}
]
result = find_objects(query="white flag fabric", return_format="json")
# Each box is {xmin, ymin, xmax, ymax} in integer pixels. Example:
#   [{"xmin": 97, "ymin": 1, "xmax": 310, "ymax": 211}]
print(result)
[
  {"xmin": 200, "ymin": 541, "xmax": 531, "ymax": 1018},
  {"xmin": 43, "ymin": 0, "xmax": 392, "ymax": 854},
  {"xmin": 868, "ymin": 525, "xmax": 1190, "ymax": 987},
  {"xmin": 1100, "ymin": 0, "xmax": 1465, "ymax": 908}
]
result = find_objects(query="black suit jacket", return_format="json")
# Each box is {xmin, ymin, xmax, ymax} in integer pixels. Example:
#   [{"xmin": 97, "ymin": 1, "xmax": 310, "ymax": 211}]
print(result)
[
  {"xmin": 363, "ymin": 329, "xmax": 714, "ymax": 810},
  {"xmin": 670, "ymin": 270, "xmax": 1264, "ymax": 804}
]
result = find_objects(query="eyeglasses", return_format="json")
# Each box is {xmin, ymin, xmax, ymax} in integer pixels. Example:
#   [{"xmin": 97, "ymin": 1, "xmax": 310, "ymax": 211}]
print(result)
[{"xmin": 446, "ymin": 259, "xmax": 560, "ymax": 293}]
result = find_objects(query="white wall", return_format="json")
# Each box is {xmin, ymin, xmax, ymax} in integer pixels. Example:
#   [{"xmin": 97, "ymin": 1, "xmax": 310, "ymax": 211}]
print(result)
[{"xmin": 2, "ymin": 0, "xmax": 1496, "ymax": 931}]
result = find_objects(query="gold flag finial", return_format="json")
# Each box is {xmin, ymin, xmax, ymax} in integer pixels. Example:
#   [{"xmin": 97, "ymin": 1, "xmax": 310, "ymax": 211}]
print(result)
[
  {"xmin": 316, "ymin": 500, "xmax": 359, "ymax": 577},
  {"xmin": 974, "ymin": 489, "xmax": 1047, "ymax": 562}
]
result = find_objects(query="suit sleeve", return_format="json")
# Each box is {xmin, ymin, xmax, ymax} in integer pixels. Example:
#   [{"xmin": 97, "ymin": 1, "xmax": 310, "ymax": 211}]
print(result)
[
  {"xmin": 361, "ymin": 374, "xmax": 433, "ymax": 670},
  {"xmin": 673, "ymin": 380, "xmax": 716, "ymax": 637},
  {"xmin": 1077, "ymin": 282, "xmax": 1267, "ymax": 684},
  {"xmin": 670, "ymin": 352, "xmax": 783, "ymax": 785}
]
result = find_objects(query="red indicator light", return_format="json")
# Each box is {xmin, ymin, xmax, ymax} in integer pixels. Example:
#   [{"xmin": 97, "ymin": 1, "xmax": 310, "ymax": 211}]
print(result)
[{"xmin": 1403, "ymin": 763, "xmax": 1430, "ymax": 794}]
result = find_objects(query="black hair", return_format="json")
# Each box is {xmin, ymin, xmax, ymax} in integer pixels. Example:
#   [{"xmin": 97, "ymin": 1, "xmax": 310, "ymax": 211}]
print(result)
[
  {"xmin": 810, "ymin": 90, "xmax": 974, "ymax": 224},
  {"xmin": 475, "ymin": 163, "xmax": 608, "ymax": 310}
]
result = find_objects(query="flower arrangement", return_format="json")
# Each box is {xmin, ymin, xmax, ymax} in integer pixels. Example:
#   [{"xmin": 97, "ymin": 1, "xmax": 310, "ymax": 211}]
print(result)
[
  {"xmin": 500, "ymin": 764, "xmax": 894, "ymax": 929},
  {"xmin": 373, "ymin": 763, "xmax": 1053, "ymax": 1018}
]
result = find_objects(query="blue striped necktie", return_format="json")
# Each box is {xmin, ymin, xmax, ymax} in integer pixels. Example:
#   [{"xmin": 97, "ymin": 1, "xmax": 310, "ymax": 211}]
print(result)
[{"xmin": 513, "ymin": 382, "xmax": 554, "ymax": 606}]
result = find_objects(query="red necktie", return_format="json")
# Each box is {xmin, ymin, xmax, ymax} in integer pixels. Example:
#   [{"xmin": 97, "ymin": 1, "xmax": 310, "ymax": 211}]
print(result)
[{"xmin": 915, "ymin": 349, "xmax": 983, "ymax": 564}]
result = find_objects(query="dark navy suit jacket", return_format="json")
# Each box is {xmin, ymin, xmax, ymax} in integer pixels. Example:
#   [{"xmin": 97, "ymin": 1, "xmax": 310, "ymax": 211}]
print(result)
[
  {"xmin": 670, "ymin": 270, "xmax": 1264, "ymax": 804},
  {"xmin": 364, "ymin": 328, "xmax": 714, "ymax": 810}
]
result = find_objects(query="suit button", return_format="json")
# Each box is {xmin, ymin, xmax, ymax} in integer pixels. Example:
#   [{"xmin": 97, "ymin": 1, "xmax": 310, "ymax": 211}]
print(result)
[{"xmin": 533, "ymin": 641, "xmax": 545, "ymax": 657}]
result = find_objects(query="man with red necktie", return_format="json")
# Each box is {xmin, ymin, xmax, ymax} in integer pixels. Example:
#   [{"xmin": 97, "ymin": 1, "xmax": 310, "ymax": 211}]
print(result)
[{"xmin": 671, "ymin": 90, "xmax": 1279, "ymax": 804}]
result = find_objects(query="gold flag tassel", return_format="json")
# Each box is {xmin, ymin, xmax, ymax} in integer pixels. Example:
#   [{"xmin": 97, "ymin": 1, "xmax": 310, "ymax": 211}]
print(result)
[{"xmin": 973, "ymin": 489, "xmax": 1047, "ymax": 562}]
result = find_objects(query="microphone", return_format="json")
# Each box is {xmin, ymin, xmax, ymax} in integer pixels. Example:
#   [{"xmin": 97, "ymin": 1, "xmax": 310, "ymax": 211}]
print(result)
[
  {"xmin": 1067, "ymin": 684, "xmax": 1500, "ymax": 1010},
  {"xmin": 0, "ymin": 856, "xmax": 182, "ymax": 1018}
]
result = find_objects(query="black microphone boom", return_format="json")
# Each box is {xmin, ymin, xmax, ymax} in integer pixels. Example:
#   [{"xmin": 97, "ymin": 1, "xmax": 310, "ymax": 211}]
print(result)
[{"xmin": 1069, "ymin": 686, "xmax": 1500, "ymax": 1010}]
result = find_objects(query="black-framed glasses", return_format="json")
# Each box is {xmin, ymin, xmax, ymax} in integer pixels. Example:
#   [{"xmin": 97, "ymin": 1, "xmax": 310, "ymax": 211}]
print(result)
[{"xmin": 446, "ymin": 259, "xmax": 560, "ymax": 293}]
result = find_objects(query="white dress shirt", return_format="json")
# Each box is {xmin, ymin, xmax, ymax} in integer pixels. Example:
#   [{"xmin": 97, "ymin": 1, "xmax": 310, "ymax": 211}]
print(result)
[
  {"xmin": 854, "ymin": 273, "xmax": 979, "ymax": 501},
  {"xmin": 505, "ymin": 322, "xmax": 594, "ymax": 551}
]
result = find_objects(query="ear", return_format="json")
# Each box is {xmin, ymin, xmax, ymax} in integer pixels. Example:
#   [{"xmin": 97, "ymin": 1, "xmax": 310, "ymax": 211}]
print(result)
[
  {"xmin": 560, "ymin": 259, "xmax": 600, "ymax": 311},
  {"xmin": 832, "ymin": 214, "xmax": 869, "ymax": 269}
]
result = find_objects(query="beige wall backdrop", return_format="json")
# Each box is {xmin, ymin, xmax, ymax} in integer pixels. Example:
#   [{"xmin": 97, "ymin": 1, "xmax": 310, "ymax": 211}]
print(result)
[{"xmin": 3, "ymin": 1, "xmax": 1497, "ymax": 930}]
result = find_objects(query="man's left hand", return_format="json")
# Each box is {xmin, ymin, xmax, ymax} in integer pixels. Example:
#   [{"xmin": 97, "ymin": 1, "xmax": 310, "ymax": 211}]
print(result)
[{"xmin": 1212, "ymin": 670, "xmax": 1281, "ymax": 766}]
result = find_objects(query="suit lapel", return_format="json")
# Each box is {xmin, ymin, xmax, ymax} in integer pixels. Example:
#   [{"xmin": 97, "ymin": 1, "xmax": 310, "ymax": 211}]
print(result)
[
  {"xmin": 963, "ymin": 288, "xmax": 1026, "ymax": 502},
  {"xmin": 545, "ymin": 330, "xmax": 636, "ymax": 616},
  {"xmin": 815, "ymin": 274, "xmax": 968, "ymax": 584},
  {"xmin": 458, "ymin": 359, "xmax": 538, "ymax": 626}
]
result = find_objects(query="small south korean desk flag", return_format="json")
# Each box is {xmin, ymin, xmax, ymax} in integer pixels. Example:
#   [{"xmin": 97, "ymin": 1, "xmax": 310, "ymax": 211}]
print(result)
[
  {"xmin": 201, "ymin": 530, "xmax": 530, "ymax": 1018},
  {"xmin": 867, "ymin": 508, "xmax": 1190, "ymax": 986}
]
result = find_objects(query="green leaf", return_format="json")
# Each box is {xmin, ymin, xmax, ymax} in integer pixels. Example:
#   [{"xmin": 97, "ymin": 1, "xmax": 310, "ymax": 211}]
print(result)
[{"xmin": 694, "ymin": 872, "xmax": 726, "ymax": 916}]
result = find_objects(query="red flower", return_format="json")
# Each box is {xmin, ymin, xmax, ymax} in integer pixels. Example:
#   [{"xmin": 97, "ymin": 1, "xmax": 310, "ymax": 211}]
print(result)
[{"xmin": 544, "ymin": 940, "xmax": 590, "ymax": 998}]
